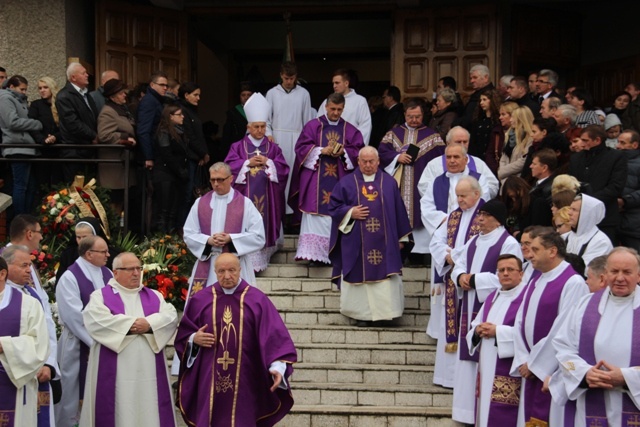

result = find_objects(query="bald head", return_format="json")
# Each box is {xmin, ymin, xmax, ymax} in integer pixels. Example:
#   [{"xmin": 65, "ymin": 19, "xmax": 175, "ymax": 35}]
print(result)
[{"xmin": 215, "ymin": 253, "xmax": 241, "ymax": 289}]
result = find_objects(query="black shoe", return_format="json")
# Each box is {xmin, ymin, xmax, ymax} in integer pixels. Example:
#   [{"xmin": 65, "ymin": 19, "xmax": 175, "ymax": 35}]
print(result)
[
  {"xmin": 355, "ymin": 320, "xmax": 372, "ymax": 327},
  {"xmin": 309, "ymin": 260, "xmax": 330, "ymax": 267}
]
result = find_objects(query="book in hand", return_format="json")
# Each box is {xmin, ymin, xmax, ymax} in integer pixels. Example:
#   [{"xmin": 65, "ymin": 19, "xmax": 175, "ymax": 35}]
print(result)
[
  {"xmin": 405, "ymin": 144, "xmax": 419, "ymax": 165},
  {"xmin": 332, "ymin": 142, "xmax": 343, "ymax": 156}
]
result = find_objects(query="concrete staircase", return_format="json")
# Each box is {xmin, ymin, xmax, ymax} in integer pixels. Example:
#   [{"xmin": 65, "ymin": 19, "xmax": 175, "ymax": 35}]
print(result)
[{"xmin": 259, "ymin": 236, "xmax": 454, "ymax": 427}]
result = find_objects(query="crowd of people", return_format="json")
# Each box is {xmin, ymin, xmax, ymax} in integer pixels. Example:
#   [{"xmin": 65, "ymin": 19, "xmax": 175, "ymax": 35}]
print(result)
[{"xmin": 2, "ymin": 59, "xmax": 640, "ymax": 427}]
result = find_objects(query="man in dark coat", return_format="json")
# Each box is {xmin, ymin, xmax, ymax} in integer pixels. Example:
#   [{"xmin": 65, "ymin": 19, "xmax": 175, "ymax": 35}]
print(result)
[
  {"xmin": 616, "ymin": 129, "xmax": 640, "ymax": 250},
  {"xmin": 459, "ymin": 64, "xmax": 494, "ymax": 130}
]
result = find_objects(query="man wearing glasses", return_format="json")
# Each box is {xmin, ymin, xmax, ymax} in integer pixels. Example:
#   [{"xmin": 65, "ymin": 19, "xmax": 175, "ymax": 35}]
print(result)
[
  {"xmin": 535, "ymin": 69, "xmax": 561, "ymax": 104},
  {"xmin": 55, "ymin": 236, "xmax": 113, "ymax": 427},
  {"xmin": 80, "ymin": 252, "xmax": 178, "ymax": 427},
  {"xmin": 137, "ymin": 71, "xmax": 169, "ymax": 172}
]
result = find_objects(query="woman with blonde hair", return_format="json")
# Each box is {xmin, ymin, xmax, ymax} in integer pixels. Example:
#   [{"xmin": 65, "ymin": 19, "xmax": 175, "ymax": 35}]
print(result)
[
  {"xmin": 551, "ymin": 174, "xmax": 581, "ymax": 195},
  {"xmin": 498, "ymin": 105, "xmax": 534, "ymax": 182},
  {"xmin": 29, "ymin": 76, "xmax": 62, "ymax": 189},
  {"xmin": 553, "ymin": 206, "xmax": 572, "ymax": 237}
]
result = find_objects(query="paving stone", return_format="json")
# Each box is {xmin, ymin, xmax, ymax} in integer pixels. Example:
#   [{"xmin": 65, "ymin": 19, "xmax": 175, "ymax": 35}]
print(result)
[
  {"xmin": 389, "ymin": 416, "xmax": 429, "ymax": 427},
  {"xmin": 302, "ymin": 348, "xmax": 337, "ymax": 363},
  {"xmin": 293, "ymin": 295, "xmax": 325, "ymax": 308},
  {"xmin": 327, "ymin": 369, "xmax": 363, "ymax": 383},
  {"xmin": 310, "ymin": 414, "xmax": 349, "ymax": 427},
  {"xmin": 362, "ymin": 370, "xmax": 399, "ymax": 385},
  {"xmin": 358, "ymin": 391, "xmax": 395, "ymax": 406},
  {"xmin": 395, "ymin": 391, "xmax": 432, "ymax": 406},
  {"xmin": 312, "ymin": 330, "xmax": 346, "ymax": 344},
  {"xmin": 321, "ymin": 390, "xmax": 358, "ymax": 405}
]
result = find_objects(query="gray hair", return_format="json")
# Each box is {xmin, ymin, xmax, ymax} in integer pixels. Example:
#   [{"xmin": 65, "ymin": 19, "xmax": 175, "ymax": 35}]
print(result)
[
  {"xmin": 66, "ymin": 62, "xmax": 83, "ymax": 80},
  {"xmin": 457, "ymin": 175, "xmax": 481, "ymax": 193},
  {"xmin": 470, "ymin": 64, "xmax": 490, "ymax": 78},
  {"xmin": 112, "ymin": 252, "xmax": 139, "ymax": 270},
  {"xmin": 327, "ymin": 92, "xmax": 345, "ymax": 105},
  {"xmin": 539, "ymin": 69, "xmax": 559, "ymax": 87},
  {"xmin": 445, "ymin": 143, "xmax": 467, "ymax": 156},
  {"xmin": 547, "ymin": 97, "xmax": 562, "ymax": 110},
  {"xmin": 499, "ymin": 75, "xmax": 514, "ymax": 87},
  {"xmin": 1, "ymin": 245, "xmax": 30, "ymax": 265},
  {"xmin": 78, "ymin": 235, "xmax": 102, "ymax": 257},
  {"xmin": 607, "ymin": 246, "xmax": 640, "ymax": 269},
  {"xmin": 445, "ymin": 126, "xmax": 470, "ymax": 144},
  {"xmin": 557, "ymin": 104, "xmax": 577, "ymax": 123},
  {"xmin": 438, "ymin": 87, "xmax": 457, "ymax": 104},
  {"xmin": 209, "ymin": 162, "xmax": 232, "ymax": 175},
  {"xmin": 359, "ymin": 146, "xmax": 379, "ymax": 158},
  {"xmin": 587, "ymin": 255, "xmax": 608, "ymax": 277}
]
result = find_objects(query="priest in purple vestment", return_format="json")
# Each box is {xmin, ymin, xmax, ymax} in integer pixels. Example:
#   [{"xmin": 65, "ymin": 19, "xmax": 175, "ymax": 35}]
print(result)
[
  {"xmin": 226, "ymin": 92, "xmax": 289, "ymax": 272},
  {"xmin": 378, "ymin": 98, "xmax": 445, "ymax": 259},
  {"xmin": 288, "ymin": 92, "xmax": 364, "ymax": 263},
  {"xmin": 175, "ymin": 253, "xmax": 297, "ymax": 427},
  {"xmin": 329, "ymin": 146, "xmax": 412, "ymax": 326}
]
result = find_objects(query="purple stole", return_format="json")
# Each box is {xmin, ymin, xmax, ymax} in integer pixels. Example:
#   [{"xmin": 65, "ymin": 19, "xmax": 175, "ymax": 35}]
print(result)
[
  {"xmin": 479, "ymin": 288, "xmax": 526, "ymax": 426},
  {"xmin": 441, "ymin": 153, "xmax": 477, "ymax": 172},
  {"xmin": 432, "ymin": 170, "xmax": 481, "ymax": 214},
  {"xmin": 0, "ymin": 287, "xmax": 22, "ymax": 427},
  {"xmin": 519, "ymin": 264, "xmax": 577, "ymax": 424},
  {"xmin": 96, "ymin": 286, "xmax": 174, "ymax": 427},
  {"xmin": 443, "ymin": 203, "xmax": 483, "ymax": 352},
  {"xmin": 66, "ymin": 262, "xmax": 112, "ymax": 403},
  {"xmin": 191, "ymin": 190, "xmax": 245, "ymax": 296},
  {"xmin": 580, "ymin": 289, "xmax": 640, "ymax": 426},
  {"xmin": 458, "ymin": 229, "xmax": 510, "ymax": 363},
  {"xmin": 311, "ymin": 117, "xmax": 348, "ymax": 215}
]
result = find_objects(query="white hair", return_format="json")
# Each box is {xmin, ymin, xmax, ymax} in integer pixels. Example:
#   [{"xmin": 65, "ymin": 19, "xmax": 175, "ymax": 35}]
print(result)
[
  {"xmin": 470, "ymin": 64, "xmax": 490, "ymax": 78},
  {"xmin": 359, "ymin": 146, "xmax": 379, "ymax": 158},
  {"xmin": 445, "ymin": 143, "xmax": 467, "ymax": 156},
  {"xmin": 66, "ymin": 62, "xmax": 83, "ymax": 80},
  {"xmin": 445, "ymin": 126, "xmax": 470, "ymax": 144},
  {"xmin": 499, "ymin": 75, "xmax": 514, "ymax": 87},
  {"xmin": 457, "ymin": 175, "xmax": 481, "ymax": 193}
]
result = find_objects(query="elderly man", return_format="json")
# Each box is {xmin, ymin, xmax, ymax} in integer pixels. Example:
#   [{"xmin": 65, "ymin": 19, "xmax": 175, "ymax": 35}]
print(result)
[
  {"xmin": 329, "ymin": 146, "xmax": 411, "ymax": 326},
  {"xmin": 80, "ymin": 252, "xmax": 178, "ymax": 427},
  {"xmin": 289, "ymin": 92, "xmax": 364, "ymax": 264},
  {"xmin": 175, "ymin": 253, "xmax": 296, "ymax": 427},
  {"xmin": 553, "ymin": 247, "xmax": 640, "ymax": 425},
  {"xmin": 467, "ymin": 254, "xmax": 527, "ymax": 427},
  {"xmin": 378, "ymin": 98, "xmax": 445, "ymax": 258},
  {"xmin": 511, "ymin": 227, "xmax": 588, "ymax": 427},
  {"xmin": 540, "ymin": 96, "xmax": 561, "ymax": 119},
  {"xmin": 616, "ymin": 129, "xmax": 640, "ymax": 251},
  {"xmin": 535, "ymin": 69, "xmax": 561, "ymax": 103},
  {"xmin": 460, "ymin": 64, "xmax": 495, "ymax": 130},
  {"xmin": 450, "ymin": 199, "xmax": 522, "ymax": 424},
  {"xmin": 566, "ymin": 193, "xmax": 613, "ymax": 267},
  {"xmin": 417, "ymin": 126, "xmax": 499, "ymax": 200},
  {"xmin": 584, "ymin": 255, "xmax": 608, "ymax": 293},
  {"xmin": 0, "ymin": 256, "xmax": 48, "ymax": 426},
  {"xmin": 183, "ymin": 162, "xmax": 265, "ymax": 292},
  {"xmin": 428, "ymin": 176, "xmax": 484, "ymax": 387},
  {"xmin": 225, "ymin": 93, "xmax": 289, "ymax": 272},
  {"xmin": 55, "ymin": 62, "xmax": 99, "ymax": 181},
  {"xmin": 55, "ymin": 236, "xmax": 113, "ymax": 427},
  {"xmin": 89, "ymin": 69, "xmax": 119, "ymax": 113}
]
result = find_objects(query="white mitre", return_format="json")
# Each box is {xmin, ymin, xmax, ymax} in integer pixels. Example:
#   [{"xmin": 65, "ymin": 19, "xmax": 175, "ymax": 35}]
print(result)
[{"xmin": 244, "ymin": 92, "xmax": 270, "ymax": 123}]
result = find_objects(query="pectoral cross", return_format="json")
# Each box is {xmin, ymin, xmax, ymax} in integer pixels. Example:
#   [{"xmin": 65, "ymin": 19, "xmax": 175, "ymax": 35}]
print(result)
[{"xmin": 217, "ymin": 350, "xmax": 235, "ymax": 370}]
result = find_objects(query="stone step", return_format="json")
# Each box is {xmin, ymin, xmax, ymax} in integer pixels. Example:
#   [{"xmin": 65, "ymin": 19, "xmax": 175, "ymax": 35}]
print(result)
[
  {"xmin": 257, "ymin": 277, "xmax": 431, "ymax": 295},
  {"xmin": 280, "ymin": 405, "xmax": 454, "ymax": 427},
  {"xmin": 281, "ymin": 307, "xmax": 429, "ymax": 327},
  {"xmin": 269, "ymin": 290, "xmax": 430, "ymax": 311},
  {"xmin": 296, "ymin": 342, "xmax": 435, "ymax": 366},
  {"xmin": 292, "ymin": 382, "xmax": 452, "ymax": 408},
  {"xmin": 287, "ymin": 324, "xmax": 434, "ymax": 346},
  {"xmin": 257, "ymin": 264, "xmax": 430, "ymax": 282},
  {"xmin": 293, "ymin": 362, "xmax": 435, "ymax": 386}
]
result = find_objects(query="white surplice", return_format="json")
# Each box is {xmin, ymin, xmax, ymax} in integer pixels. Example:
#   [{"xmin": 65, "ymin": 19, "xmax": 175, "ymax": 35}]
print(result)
[
  {"xmin": 552, "ymin": 289, "xmax": 640, "ymax": 427},
  {"xmin": 55, "ymin": 257, "xmax": 112, "ymax": 427},
  {"xmin": 266, "ymin": 84, "xmax": 314, "ymax": 212},
  {"xmin": 80, "ymin": 279, "xmax": 178, "ymax": 427},
  {"xmin": 428, "ymin": 199, "xmax": 482, "ymax": 387},
  {"xmin": 565, "ymin": 193, "xmax": 613, "ymax": 266},
  {"xmin": 317, "ymin": 89, "xmax": 372, "ymax": 145},
  {"xmin": 450, "ymin": 226, "xmax": 522, "ymax": 424},
  {"xmin": 467, "ymin": 284, "xmax": 526, "ymax": 427},
  {"xmin": 510, "ymin": 260, "xmax": 589, "ymax": 427},
  {"xmin": 0, "ymin": 286, "xmax": 49, "ymax": 427}
]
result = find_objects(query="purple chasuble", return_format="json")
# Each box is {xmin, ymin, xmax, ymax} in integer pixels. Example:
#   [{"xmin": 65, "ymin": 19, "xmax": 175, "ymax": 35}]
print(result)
[
  {"xmin": 192, "ymin": 190, "xmax": 245, "ymax": 296},
  {"xmin": 94, "ymin": 285, "xmax": 174, "ymax": 427},
  {"xmin": 458, "ymin": 230, "xmax": 510, "ymax": 362},
  {"xmin": 175, "ymin": 280, "xmax": 297, "ymax": 427},
  {"xmin": 442, "ymin": 202, "xmax": 484, "ymax": 350},
  {"xmin": 479, "ymin": 288, "xmax": 526, "ymax": 426},
  {"xmin": 0, "ymin": 287, "xmax": 22, "ymax": 427},
  {"xmin": 66, "ymin": 262, "xmax": 112, "ymax": 401},
  {"xmin": 519, "ymin": 264, "xmax": 577, "ymax": 424},
  {"xmin": 580, "ymin": 289, "xmax": 640, "ymax": 426},
  {"xmin": 225, "ymin": 137, "xmax": 289, "ymax": 248},
  {"xmin": 328, "ymin": 169, "xmax": 412, "ymax": 287}
]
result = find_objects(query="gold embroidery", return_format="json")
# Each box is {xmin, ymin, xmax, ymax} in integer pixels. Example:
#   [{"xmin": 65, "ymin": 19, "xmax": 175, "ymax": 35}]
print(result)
[
  {"xmin": 564, "ymin": 361, "xmax": 575, "ymax": 371},
  {"xmin": 586, "ymin": 418, "xmax": 607, "ymax": 427},
  {"xmin": 324, "ymin": 163, "xmax": 338, "ymax": 177},
  {"xmin": 444, "ymin": 342, "xmax": 458, "ymax": 353},
  {"xmin": 525, "ymin": 417, "xmax": 548, "ymax": 427},
  {"xmin": 190, "ymin": 280, "xmax": 204, "ymax": 296},
  {"xmin": 325, "ymin": 130, "xmax": 341, "ymax": 147},
  {"xmin": 365, "ymin": 217, "xmax": 381, "ymax": 233},
  {"xmin": 38, "ymin": 390, "xmax": 50, "ymax": 406},
  {"xmin": 491, "ymin": 375, "xmax": 520, "ymax": 406},
  {"xmin": 215, "ymin": 371, "xmax": 234, "ymax": 393},
  {"xmin": 0, "ymin": 412, "xmax": 13, "ymax": 426},
  {"xmin": 217, "ymin": 306, "xmax": 237, "ymax": 371},
  {"xmin": 231, "ymin": 286, "xmax": 250, "ymax": 427},
  {"xmin": 367, "ymin": 249, "xmax": 383, "ymax": 265},
  {"xmin": 361, "ymin": 184, "xmax": 379, "ymax": 202},
  {"xmin": 252, "ymin": 194, "xmax": 265, "ymax": 216},
  {"xmin": 249, "ymin": 166, "xmax": 262, "ymax": 177},
  {"xmin": 625, "ymin": 414, "xmax": 640, "ymax": 426}
]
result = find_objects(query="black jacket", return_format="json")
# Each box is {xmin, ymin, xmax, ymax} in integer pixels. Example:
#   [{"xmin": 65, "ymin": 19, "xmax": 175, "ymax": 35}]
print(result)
[
  {"xmin": 178, "ymin": 100, "xmax": 208, "ymax": 161},
  {"xmin": 528, "ymin": 175, "xmax": 554, "ymax": 227},
  {"xmin": 619, "ymin": 149, "xmax": 640, "ymax": 238},
  {"xmin": 569, "ymin": 142, "xmax": 627, "ymax": 229},
  {"xmin": 515, "ymin": 95, "xmax": 541, "ymax": 117},
  {"xmin": 55, "ymin": 82, "xmax": 98, "ymax": 158},
  {"xmin": 154, "ymin": 128, "xmax": 189, "ymax": 182},
  {"xmin": 459, "ymin": 83, "xmax": 495, "ymax": 130},
  {"xmin": 28, "ymin": 98, "xmax": 61, "ymax": 144}
]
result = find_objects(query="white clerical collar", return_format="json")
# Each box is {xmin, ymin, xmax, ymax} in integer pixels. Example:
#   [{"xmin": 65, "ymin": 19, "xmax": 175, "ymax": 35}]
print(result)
[
  {"xmin": 608, "ymin": 289, "xmax": 635, "ymax": 303},
  {"xmin": 499, "ymin": 283, "xmax": 521, "ymax": 295},
  {"xmin": 445, "ymin": 166, "xmax": 469, "ymax": 178},
  {"xmin": 463, "ymin": 199, "xmax": 481, "ymax": 213},
  {"xmin": 248, "ymin": 135, "xmax": 263, "ymax": 147},
  {"xmin": 480, "ymin": 225, "xmax": 504, "ymax": 237},
  {"xmin": 71, "ymin": 82, "xmax": 88, "ymax": 96},
  {"xmin": 78, "ymin": 256, "xmax": 104, "ymax": 272},
  {"xmin": 362, "ymin": 173, "xmax": 376, "ymax": 181},
  {"xmin": 214, "ymin": 188, "xmax": 235, "ymax": 200},
  {"xmin": 405, "ymin": 123, "xmax": 418, "ymax": 130},
  {"xmin": 110, "ymin": 279, "xmax": 142, "ymax": 294},
  {"xmin": 324, "ymin": 115, "xmax": 340, "ymax": 125},
  {"xmin": 222, "ymin": 280, "xmax": 242, "ymax": 294}
]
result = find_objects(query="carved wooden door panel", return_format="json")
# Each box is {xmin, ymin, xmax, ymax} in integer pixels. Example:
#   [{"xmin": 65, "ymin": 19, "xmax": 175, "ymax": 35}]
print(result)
[
  {"xmin": 96, "ymin": 0, "xmax": 189, "ymax": 86},
  {"xmin": 392, "ymin": 4, "xmax": 500, "ymax": 101}
]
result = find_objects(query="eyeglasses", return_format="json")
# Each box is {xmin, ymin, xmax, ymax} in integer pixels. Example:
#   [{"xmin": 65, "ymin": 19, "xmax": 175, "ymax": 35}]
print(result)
[
  {"xmin": 154, "ymin": 82, "xmax": 168, "ymax": 88},
  {"xmin": 88, "ymin": 249, "xmax": 109, "ymax": 254},
  {"xmin": 210, "ymin": 176, "xmax": 231, "ymax": 184},
  {"xmin": 520, "ymin": 241, "xmax": 531, "ymax": 247},
  {"xmin": 536, "ymin": 79, "xmax": 550, "ymax": 85},
  {"xmin": 116, "ymin": 266, "xmax": 143, "ymax": 272},
  {"xmin": 27, "ymin": 229, "xmax": 42, "ymax": 234}
]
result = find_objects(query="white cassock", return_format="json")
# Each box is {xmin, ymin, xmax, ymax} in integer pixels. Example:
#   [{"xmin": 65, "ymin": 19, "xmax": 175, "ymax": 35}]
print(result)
[
  {"xmin": 80, "ymin": 279, "xmax": 179, "ymax": 427},
  {"xmin": 565, "ymin": 193, "xmax": 613, "ymax": 266},
  {"xmin": 183, "ymin": 187, "xmax": 265, "ymax": 290},
  {"xmin": 317, "ymin": 89, "xmax": 372, "ymax": 145},
  {"xmin": 0, "ymin": 286, "xmax": 49, "ymax": 427},
  {"xmin": 510, "ymin": 260, "xmax": 589, "ymax": 427},
  {"xmin": 552, "ymin": 289, "xmax": 640, "ymax": 427},
  {"xmin": 467, "ymin": 284, "xmax": 526, "ymax": 427},
  {"xmin": 450, "ymin": 226, "xmax": 522, "ymax": 424},
  {"xmin": 296, "ymin": 130, "xmax": 355, "ymax": 263},
  {"xmin": 417, "ymin": 153, "xmax": 499, "ymax": 200},
  {"xmin": 266, "ymin": 84, "xmax": 314, "ymax": 213},
  {"xmin": 338, "ymin": 173, "xmax": 407, "ymax": 322},
  {"xmin": 55, "ymin": 257, "xmax": 111, "ymax": 427},
  {"xmin": 428, "ymin": 199, "xmax": 482, "ymax": 387}
]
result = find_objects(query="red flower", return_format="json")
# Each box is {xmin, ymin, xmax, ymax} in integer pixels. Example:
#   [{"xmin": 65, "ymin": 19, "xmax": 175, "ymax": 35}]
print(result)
[
  {"xmin": 158, "ymin": 286, "xmax": 168, "ymax": 298},
  {"xmin": 181, "ymin": 288, "xmax": 188, "ymax": 301},
  {"xmin": 162, "ymin": 278, "xmax": 174, "ymax": 289}
]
